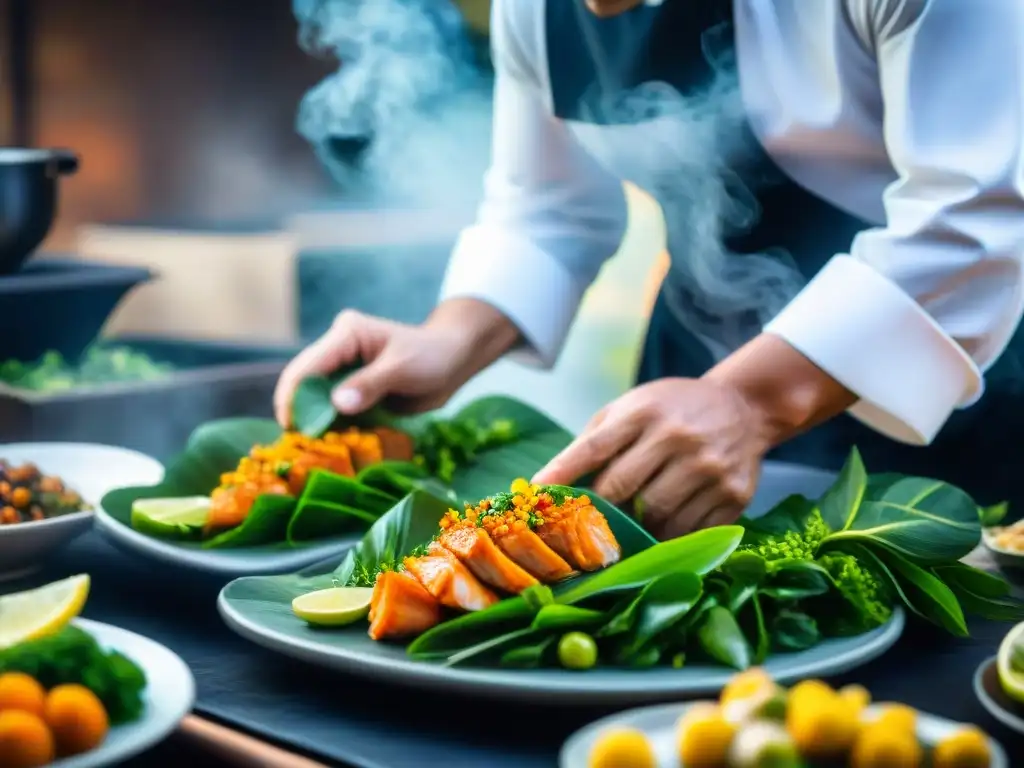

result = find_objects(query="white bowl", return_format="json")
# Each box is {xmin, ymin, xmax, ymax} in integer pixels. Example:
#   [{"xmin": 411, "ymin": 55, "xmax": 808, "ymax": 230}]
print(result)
[{"xmin": 0, "ymin": 443, "xmax": 164, "ymax": 580}]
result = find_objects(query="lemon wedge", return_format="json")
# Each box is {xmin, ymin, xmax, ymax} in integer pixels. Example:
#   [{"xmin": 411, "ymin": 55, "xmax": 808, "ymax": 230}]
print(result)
[
  {"xmin": 131, "ymin": 496, "xmax": 211, "ymax": 539},
  {"xmin": 997, "ymin": 621, "xmax": 1024, "ymax": 703},
  {"xmin": 292, "ymin": 587, "xmax": 374, "ymax": 627},
  {"xmin": 0, "ymin": 574, "xmax": 91, "ymax": 649}
]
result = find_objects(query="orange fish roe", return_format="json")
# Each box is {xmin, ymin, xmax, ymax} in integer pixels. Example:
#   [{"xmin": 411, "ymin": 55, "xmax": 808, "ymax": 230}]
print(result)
[{"xmin": 439, "ymin": 479, "xmax": 592, "ymax": 535}]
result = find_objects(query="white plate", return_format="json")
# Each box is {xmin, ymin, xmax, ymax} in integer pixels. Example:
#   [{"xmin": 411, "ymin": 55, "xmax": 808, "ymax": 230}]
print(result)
[
  {"xmin": 560, "ymin": 700, "xmax": 1009, "ymax": 767},
  {"xmin": 95, "ymin": 509, "xmax": 361, "ymax": 576},
  {"xmin": 53, "ymin": 618, "xmax": 195, "ymax": 768},
  {"xmin": 0, "ymin": 443, "xmax": 164, "ymax": 581}
]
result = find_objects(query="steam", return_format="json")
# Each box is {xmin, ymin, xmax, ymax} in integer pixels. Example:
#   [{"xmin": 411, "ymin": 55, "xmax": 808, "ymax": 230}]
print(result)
[
  {"xmin": 292, "ymin": 0, "xmax": 492, "ymax": 209},
  {"xmin": 581, "ymin": 23, "xmax": 807, "ymax": 360}
]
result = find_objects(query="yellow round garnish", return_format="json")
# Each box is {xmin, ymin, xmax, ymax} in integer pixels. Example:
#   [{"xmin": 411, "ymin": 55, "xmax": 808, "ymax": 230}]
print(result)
[
  {"xmin": 677, "ymin": 705, "xmax": 736, "ymax": 768},
  {"xmin": 932, "ymin": 726, "xmax": 992, "ymax": 768},
  {"xmin": 0, "ymin": 710, "xmax": 55, "ymax": 768},
  {"xmin": 588, "ymin": 727, "xmax": 656, "ymax": 768},
  {"xmin": 720, "ymin": 667, "xmax": 775, "ymax": 706},
  {"xmin": 787, "ymin": 693, "xmax": 859, "ymax": 759},
  {"xmin": 874, "ymin": 703, "xmax": 918, "ymax": 735},
  {"xmin": 851, "ymin": 722, "xmax": 923, "ymax": 768},
  {"xmin": 787, "ymin": 678, "xmax": 835, "ymax": 707},
  {"xmin": 838, "ymin": 684, "xmax": 871, "ymax": 718},
  {"xmin": 0, "ymin": 674, "xmax": 46, "ymax": 717}
]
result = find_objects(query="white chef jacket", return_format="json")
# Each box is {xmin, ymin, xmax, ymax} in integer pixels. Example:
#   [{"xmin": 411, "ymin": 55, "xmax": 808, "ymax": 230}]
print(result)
[{"xmin": 439, "ymin": 0, "xmax": 1024, "ymax": 446}]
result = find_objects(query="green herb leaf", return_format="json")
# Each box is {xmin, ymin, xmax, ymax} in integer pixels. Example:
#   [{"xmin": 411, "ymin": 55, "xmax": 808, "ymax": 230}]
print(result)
[
  {"xmin": 291, "ymin": 368, "xmax": 394, "ymax": 437},
  {"xmin": 333, "ymin": 490, "xmax": 452, "ymax": 587},
  {"xmin": 980, "ymin": 502, "xmax": 1010, "ymax": 528},
  {"xmin": 818, "ymin": 447, "xmax": 868, "ymax": 531},
  {"xmin": 531, "ymin": 605, "xmax": 606, "ymax": 631},
  {"xmin": 739, "ymin": 495, "xmax": 817, "ymax": 541},
  {"xmin": 499, "ymin": 635, "xmax": 559, "ymax": 668},
  {"xmin": 556, "ymin": 526, "xmax": 742, "ymax": 606},
  {"xmin": 202, "ymin": 494, "xmax": 297, "ymax": 549},
  {"xmin": 760, "ymin": 559, "xmax": 832, "ymax": 601},
  {"xmin": 616, "ymin": 572, "xmax": 703, "ymax": 661},
  {"xmin": 932, "ymin": 562, "xmax": 1024, "ymax": 622},
  {"xmin": 849, "ymin": 543, "xmax": 968, "ymax": 636},
  {"xmin": 697, "ymin": 605, "xmax": 752, "ymax": 670},
  {"xmin": 770, "ymin": 609, "xmax": 821, "ymax": 652}
]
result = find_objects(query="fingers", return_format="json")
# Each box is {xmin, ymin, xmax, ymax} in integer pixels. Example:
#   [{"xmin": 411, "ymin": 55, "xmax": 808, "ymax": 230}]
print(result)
[
  {"xmin": 637, "ymin": 467, "xmax": 712, "ymax": 537},
  {"xmin": 332, "ymin": 351, "xmax": 405, "ymax": 413},
  {"xmin": 532, "ymin": 411, "xmax": 643, "ymax": 487},
  {"xmin": 591, "ymin": 432, "xmax": 668, "ymax": 505},
  {"xmin": 273, "ymin": 310, "xmax": 374, "ymax": 427}
]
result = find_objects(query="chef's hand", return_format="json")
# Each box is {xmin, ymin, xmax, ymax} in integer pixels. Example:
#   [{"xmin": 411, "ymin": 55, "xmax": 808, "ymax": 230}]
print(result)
[
  {"xmin": 532, "ymin": 334, "xmax": 856, "ymax": 539},
  {"xmin": 274, "ymin": 298, "xmax": 520, "ymax": 427}
]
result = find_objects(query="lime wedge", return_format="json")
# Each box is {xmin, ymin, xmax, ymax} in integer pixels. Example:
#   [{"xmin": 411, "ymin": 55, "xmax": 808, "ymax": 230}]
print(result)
[
  {"xmin": 997, "ymin": 621, "xmax": 1024, "ymax": 703},
  {"xmin": 292, "ymin": 587, "xmax": 374, "ymax": 627},
  {"xmin": 131, "ymin": 496, "xmax": 211, "ymax": 540},
  {"xmin": 0, "ymin": 574, "xmax": 90, "ymax": 649}
]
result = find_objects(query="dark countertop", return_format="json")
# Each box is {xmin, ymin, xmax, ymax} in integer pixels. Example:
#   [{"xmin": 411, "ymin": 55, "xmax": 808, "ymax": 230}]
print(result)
[{"xmin": 19, "ymin": 532, "xmax": 1024, "ymax": 767}]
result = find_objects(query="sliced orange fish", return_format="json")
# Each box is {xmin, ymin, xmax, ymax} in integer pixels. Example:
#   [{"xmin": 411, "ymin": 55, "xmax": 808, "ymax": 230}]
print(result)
[
  {"xmin": 438, "ymin": 525, "xmax": 539, "ymax": 594},
  {"xmin": 536, "ymin": 500, "xmax": 621, "ymax": 572},
  {"xmin": 368, "ymin": 571, "xmax": 442, "ymax": 640},
  {"xmin": 478, "ymin": 513, "xmax": 575, "ymax": 582},
  {"xmin": 403, "ymin": 541, "xmax": 499, "ymax": 612}
]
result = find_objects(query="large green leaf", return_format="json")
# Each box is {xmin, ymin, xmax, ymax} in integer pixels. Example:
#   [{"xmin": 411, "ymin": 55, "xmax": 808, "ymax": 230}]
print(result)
[
  {"xmin": 822, "ymin": 475, "xmax": 981, "ymax": 563},
  {"xmin": 738, "ymin": 495, "xmax": 816, "ymax": 542},
  {"xmin": 818, "ymin": 448, "xmax": 868, "ymax": 531}
]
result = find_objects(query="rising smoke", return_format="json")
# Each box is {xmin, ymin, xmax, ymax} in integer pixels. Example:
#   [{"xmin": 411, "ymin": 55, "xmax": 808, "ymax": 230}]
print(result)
[
  {"xmin": 292, "ymin": 0, "xmax": 493, "ymax": 209},
  {"xmin": 293, "ymin": 1, "xmax": 807, "ymax": 360}
]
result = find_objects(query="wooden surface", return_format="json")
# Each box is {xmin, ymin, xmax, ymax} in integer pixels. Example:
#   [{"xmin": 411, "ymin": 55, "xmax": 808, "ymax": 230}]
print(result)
[{"xmin": 178, "ymin": 715, "xmax": 332, "ymax": 768}]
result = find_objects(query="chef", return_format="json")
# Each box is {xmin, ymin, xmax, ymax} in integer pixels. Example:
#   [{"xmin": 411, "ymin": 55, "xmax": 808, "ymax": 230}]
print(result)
[{"xmin": 275, "ymin": 0, "xmax": 1024, "ymax": 539}]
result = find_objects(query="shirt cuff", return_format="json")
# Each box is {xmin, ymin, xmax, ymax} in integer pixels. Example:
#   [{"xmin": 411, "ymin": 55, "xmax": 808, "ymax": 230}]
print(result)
[
  {"xmin": 763, "ymin": 255, "xmax": 983, "ymax": 446},
  {"xmin": 438, "ymin": 226, "xmax": 589, "ymax": 368}
]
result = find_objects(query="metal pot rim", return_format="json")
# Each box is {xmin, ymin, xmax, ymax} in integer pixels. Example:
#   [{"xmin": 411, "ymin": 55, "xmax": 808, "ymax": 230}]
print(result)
[{"xmin": 0, "ymin": 148, "xmax": 65, "ymax": 164}]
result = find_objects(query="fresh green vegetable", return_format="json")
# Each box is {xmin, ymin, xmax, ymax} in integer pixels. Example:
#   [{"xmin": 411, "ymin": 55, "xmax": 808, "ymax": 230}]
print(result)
[
  {"xmin": 0, "ymin": 626, "xmax": 146, "ymax": 724},
  {"xmin": 0, "ymin": 346, "xmax": 172, "ymax": 392},
  {"xmin": 557, "ymin": 632, "xmax": 598, "ymax": 670}
]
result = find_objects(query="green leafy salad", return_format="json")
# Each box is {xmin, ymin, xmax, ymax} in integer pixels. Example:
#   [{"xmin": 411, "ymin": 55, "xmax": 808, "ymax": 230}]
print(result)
[{"xmin": 325, "ymin": 448, "xmax": 1022, "ymax": 670}]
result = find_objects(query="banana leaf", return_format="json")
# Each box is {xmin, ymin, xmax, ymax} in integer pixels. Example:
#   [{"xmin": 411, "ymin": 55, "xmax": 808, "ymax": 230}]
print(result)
[{"xmin": 100, "ymin": 394, "xmax": 574, "ymax": 551}]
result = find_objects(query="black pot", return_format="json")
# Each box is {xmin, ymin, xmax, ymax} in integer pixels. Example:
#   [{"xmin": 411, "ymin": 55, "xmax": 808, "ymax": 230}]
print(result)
[{"xmin": 0, "ymin": 148, "xmax": 79, "ymax": 275}]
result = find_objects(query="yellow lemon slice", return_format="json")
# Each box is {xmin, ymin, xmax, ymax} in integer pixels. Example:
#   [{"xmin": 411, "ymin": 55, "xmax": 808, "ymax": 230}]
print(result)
[
  {"xmin": 292, "ymin": 587, "xmax": 374, "ymax": 627},
  {"xmin": 0, "ymin": 574, "xmax": 90, "ymax": 649},
  {"xmin": 997, "ymin": 620, "xmax": 1024, "ymax": 703}
]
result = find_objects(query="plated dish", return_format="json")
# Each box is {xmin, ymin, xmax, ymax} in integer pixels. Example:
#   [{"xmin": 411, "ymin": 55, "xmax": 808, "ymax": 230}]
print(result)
[
  {"xmin": 0, "ymin": 443, "xmax": 164, "ymax": 581},
  {"xmin": 0, "ymin": 576, "xmax": 194, "ymax": 767},
  {"xmin": 96, "ymin": 372, "xmax": 575, "ymax": 575},
  {"xmin": 975, "ymin": 619, "xmax": 1024, "ymax": 737},
  {"xmin": 562, "ymin": 669, "xmax": 1006, "ymax": 768},
  {"xmin": 219, "ymin": 449, "xmax": 1013, "ymax": 703}
]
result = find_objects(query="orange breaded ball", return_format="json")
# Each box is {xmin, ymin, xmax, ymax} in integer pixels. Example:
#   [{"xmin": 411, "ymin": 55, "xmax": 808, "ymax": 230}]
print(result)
[{"xmin": 43, "ymin": 684, "xmax": 109, "ymax": 756}]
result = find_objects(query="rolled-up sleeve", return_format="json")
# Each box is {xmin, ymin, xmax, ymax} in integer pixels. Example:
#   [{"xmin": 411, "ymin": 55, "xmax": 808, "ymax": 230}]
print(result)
[
  {"xmin": 765, "ymin": 0, "xmax": 1024, "ymax": 445},
  {"xmin": 438, "ymin": 0, "xmax": 628, "ymax": 367}
]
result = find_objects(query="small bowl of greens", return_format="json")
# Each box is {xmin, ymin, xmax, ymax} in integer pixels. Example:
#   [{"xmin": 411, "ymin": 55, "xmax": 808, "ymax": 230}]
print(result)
[
  {"xmin": 0, "ymin": 346, "xmax": 173, "ymax": 393},
  {"xmin": 0, "ymin": 443, "xmax": 164, "ymax": 581}
]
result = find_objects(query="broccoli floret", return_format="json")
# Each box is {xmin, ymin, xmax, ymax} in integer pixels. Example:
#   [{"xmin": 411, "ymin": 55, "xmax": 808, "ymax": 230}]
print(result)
[
  {"xmin": 744, "ymin": 509, "xmax": 830, "ymax": 562},
  {"xmin": 819, "ymin": 552, "xmax": 892, "ymax": 630}
]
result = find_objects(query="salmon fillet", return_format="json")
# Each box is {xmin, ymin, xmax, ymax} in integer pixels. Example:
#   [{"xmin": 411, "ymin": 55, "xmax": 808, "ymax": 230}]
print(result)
[
  {"xmin": 536, "ymin": 500, "xmax": 621, "ymax": 571},
  {"xmin": 403, "ymin": 542, "xmax": 499, "ymax": 612},
  {"xmin": 207, "ymin": 477, "xmax": 290, "ymax": 531},
  {"xmin": 368, "ymin": 571, "xmax": 442, "ymax": 640},
  {"xmin": 438, "ymin": 525, "xmax": 539, "ymax": 594},
  {"xmin": 373, "ymin": 427, "xmax": 416, "ymax": 462},
  {"xmin": 476, "ymin": 513, "xmax": 575, "ymax": 582}
]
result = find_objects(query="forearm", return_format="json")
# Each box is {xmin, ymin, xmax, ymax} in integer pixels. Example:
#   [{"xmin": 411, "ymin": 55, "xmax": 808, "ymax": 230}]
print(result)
[
  {"xmin": 703, "ymin": 333, "xmax": 856, "ymax": 447},
  {"xmin": 426, "ymin": 298, "xmax": 521, "ymax": 380}
]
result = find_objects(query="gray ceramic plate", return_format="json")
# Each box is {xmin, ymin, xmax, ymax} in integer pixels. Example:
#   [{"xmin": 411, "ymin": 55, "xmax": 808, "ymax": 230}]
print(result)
[
  {"xmin": 219, "ymin": 587, "xmax": 904, "ymax": 705},
  {"xmin": 975, "ymin": 655, "xmax": 1024, "ymax": 736},
  {"xmin": 0, "ymin": 443, "xmax": 165, "ymax": 581},
  {"xmin": 95, "ymin": 507, "xmax": 362, "ymax": 577},
  {"xmin": 217, "ymin": 461, "xmax": 904, "ymax": 705},
  {"xmin": 560, "ymin": 700, "xmax": 1008, "ymax": 767},
  {"xmin": 55, "ymin": 618, "xmax": 195, "ymax": 768}
]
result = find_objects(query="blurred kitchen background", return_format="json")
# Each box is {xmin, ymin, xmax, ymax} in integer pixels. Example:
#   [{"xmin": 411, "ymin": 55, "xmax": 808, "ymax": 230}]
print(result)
[{"xmin": 0, "ymin": 0, "xmax": 669, "ymax": 457}]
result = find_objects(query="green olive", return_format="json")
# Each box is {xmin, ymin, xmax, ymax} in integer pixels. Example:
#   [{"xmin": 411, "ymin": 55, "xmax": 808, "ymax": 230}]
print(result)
[{"xmin": 558, "ymin": 631, "xmax": 598, "ymax": 670}]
